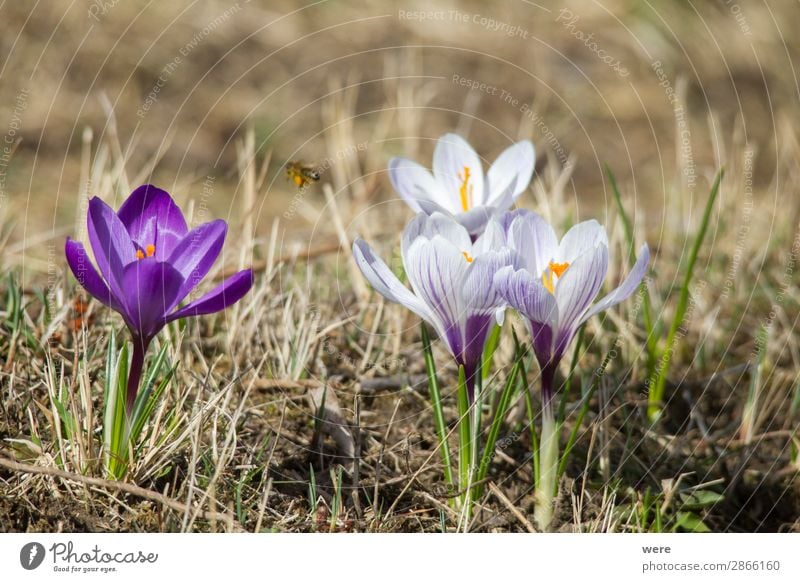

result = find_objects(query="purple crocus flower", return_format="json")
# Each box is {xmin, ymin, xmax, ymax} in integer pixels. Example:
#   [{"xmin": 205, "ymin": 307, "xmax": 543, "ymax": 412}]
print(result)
[
  {"xmin": 353, "ymin": 212, "xmax": 517, "ymax": 395},
  {"xmin": 65, "ymin": 185, "xmax": 254, "ymax": 412},
  {"xmin": 494, "ymin": 209, "xmax": 649, "ymax": 404}
]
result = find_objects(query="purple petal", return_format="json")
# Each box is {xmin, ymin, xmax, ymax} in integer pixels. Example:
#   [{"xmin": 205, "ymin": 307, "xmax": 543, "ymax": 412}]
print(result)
[
  {"xmin": 168, "ymin": 219, "xmax": 227, "ymax": 298},
  {"xmin": 579, "ymin": 243, "xmax": 650, "ymax": 326},
  {"xmin": 166, "ymin": 269, "xmax": 253, "ymax": 322},
  {"xmin": 87, "ymin": 197, "xmax": 136, "ymax": 301},
  {"xmin": 493, "ymin": 265, "xmax": 558, "ymax": 327},
  {"xmin": 65, "ymin": 238, "xmax": 120, "ymax": 311},
  {"xmin": 117, "ymin": 185, "xmax": 188, "ymax": 260},
  {"xmin": 461, "ymin": 313, "xmax": 494, "ymax": 372},
  {"xmin": 122, "ymin": 260, "xmax": 185, "ymax": 338}
]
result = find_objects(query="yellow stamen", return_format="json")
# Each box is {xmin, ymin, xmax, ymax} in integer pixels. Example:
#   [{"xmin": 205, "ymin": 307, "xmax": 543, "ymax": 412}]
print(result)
[
  {"xmin": 542, "ymin": 261, "xmax": 570, "ymax": 294},
  {"xmin": 462, "ymin": 251, "xmax": 474, "ymax": 263},
  {"xmin": 136, "ymin": 244, "xmax": 156, "ymax": 260},
  {"xmin": 458, "ymin": 166, "xmax": 473, "ymax": 211}
]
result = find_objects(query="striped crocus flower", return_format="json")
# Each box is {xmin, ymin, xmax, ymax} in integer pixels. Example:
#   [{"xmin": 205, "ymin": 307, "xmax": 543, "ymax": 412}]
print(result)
[
  {"xmin": 353, "ymin": 212, "xmax": 517, "ymax": 395},
  {"xmin": 495, "ymin": 209, "xmax": 650, "ymax": 401},
  {"xmin": 65, "ymin": 185, "xmax": 254, "ymax": 412},
  {"xmin": 493, "ymin": 209, "xmax": 649, "ymax": 530},
  {"xmin": 388, "ymin": 133, "xmax": 535, "ymax": 235}
]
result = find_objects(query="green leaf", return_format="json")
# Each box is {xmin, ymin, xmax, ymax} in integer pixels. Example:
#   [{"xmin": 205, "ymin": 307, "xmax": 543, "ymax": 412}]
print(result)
[{"xmin": 672, "ymin": 511, "xmax": 710, "ymax": 533}]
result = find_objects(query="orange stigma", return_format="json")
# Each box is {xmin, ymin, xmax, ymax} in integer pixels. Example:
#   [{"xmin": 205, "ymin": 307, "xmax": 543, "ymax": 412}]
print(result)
[
  {"xmin": 458, "ymin": 166, "xmax": 473, "ymax": 211},
  {"xmin": 136, "ymin": 244, "xmax": 156, "ymax": 260},
  {"xmin": 542, "ymin": 261, "xmax": 569, "ymax": 294},
  {"xmin": 462, "ymin": 251, "xmax": 474, "ymax": 263}
]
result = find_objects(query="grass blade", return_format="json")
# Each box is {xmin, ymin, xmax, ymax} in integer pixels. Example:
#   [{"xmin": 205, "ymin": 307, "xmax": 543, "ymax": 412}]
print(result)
[
  {"xmin": 648, "ymin": 169, "xmax": 724, "ymax": 421},
  {"xmin": 420, "ymin": 324, "xmax": 454, "ymax": 493}
]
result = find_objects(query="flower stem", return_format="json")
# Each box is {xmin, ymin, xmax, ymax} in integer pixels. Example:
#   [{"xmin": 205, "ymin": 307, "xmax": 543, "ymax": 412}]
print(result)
[
  {"xmin": 125, "ymin": 338, "xmax": 148, "ymax": 415},
  {"xmin": 534, "ymin": 362, "xmax": 559, "ymax": 531}
]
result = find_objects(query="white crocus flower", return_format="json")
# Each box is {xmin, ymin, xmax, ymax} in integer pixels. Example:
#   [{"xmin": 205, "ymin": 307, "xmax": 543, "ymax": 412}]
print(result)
[
  {"xmin": 388, "ymin": 133, "xmax": 535, "ymax": 235},
  {"xmin": 353, "ymin": 212, "xmax": 517, "ymax": 396},
  {"xmin": 493, "ymin": 209, "xmax": 649, "ymax": 531},
  {"xmin": 495, "ymin": 209, "xmax": 650, "ymax": 390}
]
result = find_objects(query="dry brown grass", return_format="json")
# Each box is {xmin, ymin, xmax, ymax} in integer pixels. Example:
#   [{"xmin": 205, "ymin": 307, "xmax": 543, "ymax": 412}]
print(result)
[{"xmin": 1, "ymin": 0, "xmax": 799, "ymax": 532}]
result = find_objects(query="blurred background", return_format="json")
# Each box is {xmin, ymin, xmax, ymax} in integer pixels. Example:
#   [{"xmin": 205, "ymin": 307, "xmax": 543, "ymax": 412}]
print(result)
[{"xmin": 0, "ymin": 0, "xmax": 795, "ymax": 283}]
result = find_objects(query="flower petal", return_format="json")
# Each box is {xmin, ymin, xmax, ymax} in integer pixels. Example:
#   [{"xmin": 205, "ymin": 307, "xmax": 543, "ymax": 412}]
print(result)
[
  {"xmin": 87, "ymin": 197, "xmax": 136, "ymax": 301},
  {"xmin": 553, "ymin": 243, "xmax": 609, "ymax": 354},
  {"xmin": 471, "ymin": 217, "xmax": 507, "ymax": 256},
  {"xmin": 402, "ymin": 211, "xmax": 472, "ymax": 254},
  {"xmin": 117, "ymin": 185, "xmax": 189, "ymax": 260},
  {"xmin": 579, "ymin": 243, "xmax": 650, "ymax": 326},
  {"xmin": 433, "ymin": 133, "xmax": 485, "ymax": 211},
  {"xmin": 555, "ymin": 219, "xmax": 609, "ymax": 264},
  {"xmin": 493, "ymin": 265, "xmax": 558, "ymax": 328},
  {"xmin": 494, "ymin": 265, "xmax": 559, "ymax": 363},
  {"xmin": 121, "ymin": 260, "xmax": 185, "ymax": 338},
  {"xmin": 404, "ymin": 235, "xmax": 468, "ymax": 352},
  {"xmin": 166, "ymin": 269, "xmax": 254, "ymax": 322},
  {"xmin": 168, "ymin": 219, "xmax": 227, "ymax": 298},
  {"xmin": 486, "ymin": 140, "xmax": 535, "ymax": 205},
  {"xmin": 352, "ymin": 238, "xmax": 436, "ymax": 326},
  {"xmin": 388, "ymin": 157, "xmax": 442, "ymax": 214},
  {"xmin": 65, "ymin": 238, "xmax": 120, "ymax": 311},
  {"xmin": 503, "ymin": 209, "xmax": 558, "ymax": 275}
]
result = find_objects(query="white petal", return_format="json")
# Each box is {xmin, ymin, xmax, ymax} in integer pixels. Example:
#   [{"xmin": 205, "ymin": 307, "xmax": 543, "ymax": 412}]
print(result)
[
  {"xmin": 352, "ymin": 238, "xmax": 435, "ymax": 325},
  {"xmin": 403, "ymin": 211, "xmax": 472, "ymax": 255},
  {"xmin": 554, "ymin": 243, "xmax": 609, "ymax": 334},
  {"xmin": 461, "ymin": 249, "xmax": 517, "ymax": 315},
  {"xmin": 404, "ymin": 235, "xmax": 468, "ymax": 336},
  {"xmin": 486, "ymin": 140, "xmax": 535, "ymax": 205},
  {"xmin": 579, "ymin": 243, "xmax": 650, "ymax": 326},
  {"xmin": 505, "ymin": 209, "xmax": 558, "ymax": 275},
  {"xmin": 472, "ymin": 217, "xmax": 507, "ymax": 256},
  {"xmin": 556, "ymin": 220, "xmax": 609, "ymax": 264},
  {"xmin": 433, "ymin": 133, "xmax": 485, "ymax": 211},
  {"xmin": 388, "ymin": 157, "xmax": 442, "ymax": 213}
]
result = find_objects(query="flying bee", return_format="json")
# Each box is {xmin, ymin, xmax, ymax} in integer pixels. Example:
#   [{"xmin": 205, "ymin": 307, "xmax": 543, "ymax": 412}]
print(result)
[{"xmin": 285, "ymin": 160, "xmax": 320, "ymax": 188}]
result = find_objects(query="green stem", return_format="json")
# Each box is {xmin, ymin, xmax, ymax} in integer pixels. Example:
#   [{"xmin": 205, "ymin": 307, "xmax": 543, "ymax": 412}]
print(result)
[
  {"xmin": 456, "ymin": 365, "xmax": 472, "ymax": 520},
  {"xmin": 535, "ymin": 401, "xmax": 559, "ymax": 532}
]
